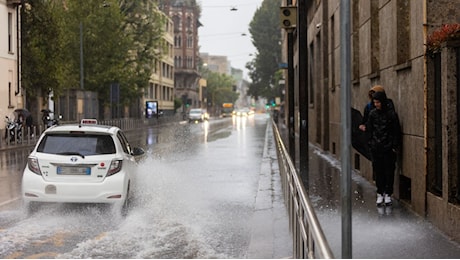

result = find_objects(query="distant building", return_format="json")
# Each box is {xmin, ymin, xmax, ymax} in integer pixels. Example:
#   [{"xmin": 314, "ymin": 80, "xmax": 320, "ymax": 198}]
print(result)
[
  {"xmin": 231, "ymin": 68, "xmax": 250, "ymax": 109},
  {"xmin": 200, "ymin": 53, "xmax": 231, "ymax": 75},
  {"xmin": 0, "ymin": 0, "xmax": 22, "ymax": 129},
  {"xmin": 200, "ymin": 53, "xmax": 252, "ymax": 110},
  {"xmin": 160, "ymin": 0, "xmax": 202, "ymax": 111}
]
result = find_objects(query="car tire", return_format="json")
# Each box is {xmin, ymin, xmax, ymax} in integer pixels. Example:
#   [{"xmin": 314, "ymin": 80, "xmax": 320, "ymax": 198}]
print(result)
[
  {"xmin": 121, "ymin": 184, "xmax": 131, "ymax": 217},
  {"xmin": 113, "ymin": 182, "xmax": 131, "ymax": 218}
]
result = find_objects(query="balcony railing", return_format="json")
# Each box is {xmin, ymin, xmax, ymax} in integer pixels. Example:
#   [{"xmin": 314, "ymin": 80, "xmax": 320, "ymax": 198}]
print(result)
[{"xmin": 7, "ymin": 0, "xmax": 22, "ymax": 6}]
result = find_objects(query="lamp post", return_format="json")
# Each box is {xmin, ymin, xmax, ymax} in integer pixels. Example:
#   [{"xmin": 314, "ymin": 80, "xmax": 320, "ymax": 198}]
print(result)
[{"xmin": 80, "ymin": 21, "xmax": 84, "ymax": 90}]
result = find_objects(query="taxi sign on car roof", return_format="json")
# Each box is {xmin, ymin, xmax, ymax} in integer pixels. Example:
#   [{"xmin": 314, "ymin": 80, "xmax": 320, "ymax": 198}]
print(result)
[{"xmin": 80, "ymin": 119, "xmax": 98, "ymax": 125}]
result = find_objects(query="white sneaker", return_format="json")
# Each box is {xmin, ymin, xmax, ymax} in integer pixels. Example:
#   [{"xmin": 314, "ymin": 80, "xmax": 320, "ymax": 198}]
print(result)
[
  {"xmin": 384, "ymin": 194, "xmax": 392, "ymax": 205},
  {"xmin": 376, "ymin": 193, "xmax": 384, "ymax": 205}
]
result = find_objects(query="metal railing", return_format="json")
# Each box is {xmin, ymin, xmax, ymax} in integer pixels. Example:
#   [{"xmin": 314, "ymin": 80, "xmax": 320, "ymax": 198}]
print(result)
[
  {"xmin": 1, "ymin": 125, "xmax": 41, "ymax": 149},
  {"xmin": 272, "ymin": 120, "xmax": 334, "ymax": 259},
  {"xmin": 0, "ymin": 115, "xmax": 182, "ymax": 150}
]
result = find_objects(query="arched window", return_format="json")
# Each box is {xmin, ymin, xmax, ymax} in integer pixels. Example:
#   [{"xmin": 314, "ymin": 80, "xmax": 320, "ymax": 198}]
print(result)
[
  {"xmin": 172, "ymin": 15, "xmax": 180, "ymax": 31},
  {"xmin": 174, "ymin": 36, "xmax": 182, "ymax": 47},
  {"xmin": 187, "ymin": 36, "xmax": 193, "ymax": 48}
]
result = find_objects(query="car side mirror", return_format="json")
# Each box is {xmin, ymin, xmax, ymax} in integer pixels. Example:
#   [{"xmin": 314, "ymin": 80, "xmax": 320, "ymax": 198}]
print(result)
[{"xmin": 132, "ymin": 147, "xmax": 145, "ymax": 156}]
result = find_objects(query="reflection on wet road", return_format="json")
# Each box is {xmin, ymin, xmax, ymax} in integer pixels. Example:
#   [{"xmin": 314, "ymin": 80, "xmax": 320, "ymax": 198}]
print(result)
[
  {"xmin": 0, "ymin": 114, "xmax": 270, "ymax": 258},
  {"xmin": 0, "ymin": 149, "xmax": 28, "ymax": 208}
]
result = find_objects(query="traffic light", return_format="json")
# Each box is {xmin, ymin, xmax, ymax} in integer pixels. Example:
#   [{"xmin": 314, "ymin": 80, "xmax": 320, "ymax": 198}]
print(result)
[{"xmin": 280, "ymin": 6, "xmax": 297, "ymax": 29}]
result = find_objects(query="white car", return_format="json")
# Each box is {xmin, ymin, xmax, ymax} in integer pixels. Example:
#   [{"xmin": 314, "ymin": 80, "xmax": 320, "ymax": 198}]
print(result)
[
  {"xmin": 21, "ymin": 119, "xmax": 144, "ymax": 215},
  {"xmin": 188, "ymin": 108, "xmax": 208, "ymax": 122}
]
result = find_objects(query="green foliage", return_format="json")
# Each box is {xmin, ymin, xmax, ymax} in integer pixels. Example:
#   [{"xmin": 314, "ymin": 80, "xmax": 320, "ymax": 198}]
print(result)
[
  {"xmin": 204, "ymin": 69, "xmax": 239, "ymax": 106},
  {"xmin": 21, "ymin": 0, "xmax": 65, "ymax": 98},
  {"xmin": 174, "ymin": 98, "xmax": 182, "ymax": 112},
  {"xmin": 119, "ymin": 0, "xmax": 165, "ymax": 105},
  {"xmin": 247, "ymin": 0, "xmax": 282, "ymax": 100},
  {"xmin": 21, "ymin": 0, "xmax": 164, "ymax": 107}
]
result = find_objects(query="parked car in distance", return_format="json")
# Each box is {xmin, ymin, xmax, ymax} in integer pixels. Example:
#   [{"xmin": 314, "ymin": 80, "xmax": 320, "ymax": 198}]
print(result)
[
  {"xmin": 21, "ymin": 119, "xmax": 145, "ymax": 216},
  {"xmin": 188, "ymin": 108, "xmax": 209, "ymax": 122}
]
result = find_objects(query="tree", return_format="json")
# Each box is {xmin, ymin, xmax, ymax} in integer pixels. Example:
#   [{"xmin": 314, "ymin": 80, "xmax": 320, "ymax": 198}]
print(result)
[
  {"xmin": 20, "ymin": 0, "xmax": 166, "ymax": 112},
  {"xmin": 203, "ymin": 70, "xmax": 239, "ymax": 107},
  {"xmin": 61, "ymin": 0, "xmax": 129, "ymax": 97},
  {"xmin": 247, "ymin": 0, "xmax": 282, "ymax": 100},
  {"xmin": 118, "ymin": 0, "xmax": 165, "ymax": 105},
  {"xmin": 21, "ymin": 0, "xmax": 66, "ymax": 100}
]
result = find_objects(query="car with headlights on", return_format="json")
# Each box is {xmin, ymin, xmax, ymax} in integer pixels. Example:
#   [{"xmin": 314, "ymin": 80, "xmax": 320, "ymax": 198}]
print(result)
[
  {"xmin": 21, "ymin": 119, "xmax": 144, "ymax": 216},
  {"xmin": 235, "ymin": 107, "xmax": 254, "ymax": 117},
  {"xmin": 188, "ymin": 108, "xmax": 208, "ymax": 122}
]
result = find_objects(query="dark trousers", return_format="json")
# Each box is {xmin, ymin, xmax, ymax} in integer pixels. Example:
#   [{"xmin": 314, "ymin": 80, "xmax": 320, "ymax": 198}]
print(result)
[{"xmin": 371, "ymin": 150, "xmax": 396, "ymax": 196}]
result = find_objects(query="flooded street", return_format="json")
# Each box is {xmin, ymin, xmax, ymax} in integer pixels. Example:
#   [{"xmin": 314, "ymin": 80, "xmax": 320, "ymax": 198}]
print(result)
[{"xmin": 0, "ymin": 114, "xmax": 272, "ymax": 258}]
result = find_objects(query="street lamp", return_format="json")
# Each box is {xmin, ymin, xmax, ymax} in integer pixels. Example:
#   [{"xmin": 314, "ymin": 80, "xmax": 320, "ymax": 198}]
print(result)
[{"xmin": 80, "ymin": 21, "xmax": 84, "ymax": 89}]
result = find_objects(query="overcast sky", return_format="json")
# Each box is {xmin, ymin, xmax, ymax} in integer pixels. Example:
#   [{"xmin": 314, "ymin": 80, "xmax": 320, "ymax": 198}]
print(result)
[{"xmin": 198, "ymin": 0, "xmax": 264, "ymax": 79}]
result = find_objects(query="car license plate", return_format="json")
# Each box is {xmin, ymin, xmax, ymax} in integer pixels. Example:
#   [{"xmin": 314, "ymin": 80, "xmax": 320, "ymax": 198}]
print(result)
[{"xmin": 57, "ymin": 166, "xmax": 91, "ymax": 175}]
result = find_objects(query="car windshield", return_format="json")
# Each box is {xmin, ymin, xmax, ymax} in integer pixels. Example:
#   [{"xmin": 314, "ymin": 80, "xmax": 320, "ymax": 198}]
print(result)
[
  {"xmin": 36, "ymin": 134, "xmax": 116, "ymax": 156},
  {"xmin": 190, "ymin": 109, "xmax": 201, "ymax": 114}
]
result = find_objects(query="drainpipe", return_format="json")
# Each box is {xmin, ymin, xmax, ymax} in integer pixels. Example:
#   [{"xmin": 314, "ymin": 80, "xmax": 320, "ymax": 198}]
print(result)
[{"xmin": 16, "ymin": 1, "xmax": 22, "ymax": 97}]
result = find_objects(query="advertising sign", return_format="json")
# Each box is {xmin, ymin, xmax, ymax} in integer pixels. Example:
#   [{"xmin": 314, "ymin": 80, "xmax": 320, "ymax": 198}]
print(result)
[{"xmin": 145, "ymin": 101, "xmax": 158, "ymax": 118}]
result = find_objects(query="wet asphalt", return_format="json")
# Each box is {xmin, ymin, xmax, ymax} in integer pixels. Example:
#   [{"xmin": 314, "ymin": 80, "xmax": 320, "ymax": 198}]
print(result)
[{"xmin": 2, "ymin": 117, "xmax": 460, "ymax": 258}]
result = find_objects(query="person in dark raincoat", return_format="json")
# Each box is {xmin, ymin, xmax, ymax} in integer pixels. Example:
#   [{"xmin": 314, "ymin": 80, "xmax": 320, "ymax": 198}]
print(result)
[
  {"xmin": 363, "ymin": 91, "xmax": 401, "ymax": 206},
  {"xmin": 359, "ymin": 85, "xmax": 394, "ymax": 132}
]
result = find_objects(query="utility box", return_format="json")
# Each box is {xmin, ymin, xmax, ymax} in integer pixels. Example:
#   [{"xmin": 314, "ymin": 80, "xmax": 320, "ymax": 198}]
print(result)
[{"xmin": 280, "ymin": 6, "xmax": 297, "ymax": 29}]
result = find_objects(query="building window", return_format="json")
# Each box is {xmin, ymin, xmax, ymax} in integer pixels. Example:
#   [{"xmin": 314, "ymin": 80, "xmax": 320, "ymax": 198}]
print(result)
[
  {"xmin": 352, "ymin": 0, "xmax": 359, "ymax": 80},
  {"xmin": 187, "ymin": 16, "xmax": 192, "ymax": 30},
  {"xmin": 173, "ymin": 15, "xmax": 180, "ymax": 31},
  {"xmin": 330, "ymin": 14, "xmax": 336, "ymax": 90},
  {"xmin": 8, "ymin": 82, "xmax": 12, "ymax": 107},
  {"xmin": 370, "ymin": 0, "xmax": 380, "ymax": 73},
  {"xmin": 396, "ymin": 0, "xmax": 410, "ymax": 64},
  {"xmin": 8, "ymin": 12, "xmax": 13, "ymax": 53},
  {"xmin": 309, "ymin": 42, "xmax": 314, "ymax": 105},
  {"xmin": 174, "ymin": 36, "xmax": 182, "ymax": 47},
  {"xmin": 187, "ymin": 36, "xmax": 193, "ymax": 48},
  {"xmin": 175, "ymin": 56, "xmax": 182, "ymax": 67},
  {"xmin": 149, "ymin": 83, "xmax": 154, "ymax": 99}
]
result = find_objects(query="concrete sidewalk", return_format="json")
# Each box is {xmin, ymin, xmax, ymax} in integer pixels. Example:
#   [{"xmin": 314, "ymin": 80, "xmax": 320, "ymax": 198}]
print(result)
[
  {"xmin": 270, "ymin": 121, "xmax": 460, "ymax": 258},
  {"xmin": 247, "ymin": 122, "xmax": 292, "ymax": 259}
]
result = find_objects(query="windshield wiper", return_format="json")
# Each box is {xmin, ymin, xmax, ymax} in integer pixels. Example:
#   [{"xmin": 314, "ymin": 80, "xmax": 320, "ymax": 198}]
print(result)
[{"xmin": 58, "ymin": 152, "xmax": 85, "ymax": 158}]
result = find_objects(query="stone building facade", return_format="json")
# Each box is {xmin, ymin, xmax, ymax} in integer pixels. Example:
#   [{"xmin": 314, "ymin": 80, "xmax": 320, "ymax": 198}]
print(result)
[
  {"xmin": 281, "ymin": 0, "xmax": 460, "ymax": 242},
  {"xmin": 200, "ymin": 53, "xmax": 232, "ymax": 75},
  {"xmin": 140, "ymin": 12, "xmax": 175, "ymax": 117},
  {"xmin": 0, "ymin": 0, "xmax": 22, "ymax": 129},
  {"xmin": 160, "ymin": 0, "xmax": 201, "ymax": 111}
]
